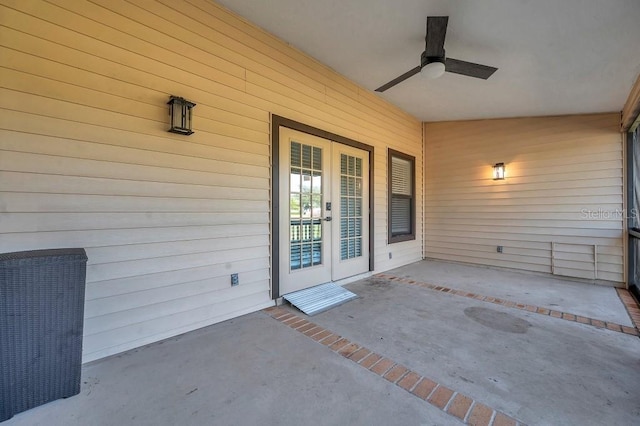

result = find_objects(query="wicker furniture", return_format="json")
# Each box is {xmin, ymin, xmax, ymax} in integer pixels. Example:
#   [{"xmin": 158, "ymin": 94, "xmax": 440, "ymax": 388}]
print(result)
[{"xmin": 1, "ymin": 248, "xmax": 87, "ymax": 421}]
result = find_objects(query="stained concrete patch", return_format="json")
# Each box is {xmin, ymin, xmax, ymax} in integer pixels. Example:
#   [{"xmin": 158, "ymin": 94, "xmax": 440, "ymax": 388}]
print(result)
[
  {"xmin": 365, "ymin": 277, "xmax": 393, "ymax": 290},
  {"xmin": 464, "ymin": 307, "xmax": 532, "ymax": 334},
  {"xmin": 309, "ymin": 277, "xmax": 640, "ymax": 426}
]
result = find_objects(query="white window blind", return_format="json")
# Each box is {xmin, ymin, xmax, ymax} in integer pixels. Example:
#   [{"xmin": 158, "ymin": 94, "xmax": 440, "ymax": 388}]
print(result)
[
  {"xmin": 391, "ymin": 156, "xmax": 412, "ymax": 195},
  {"xmin": 391, "ymin": 198, "xmax": 411, "ymax": 234},
  {"xmin": 388, "ymin": 150, "xmax": 415, "ymax": 242}
]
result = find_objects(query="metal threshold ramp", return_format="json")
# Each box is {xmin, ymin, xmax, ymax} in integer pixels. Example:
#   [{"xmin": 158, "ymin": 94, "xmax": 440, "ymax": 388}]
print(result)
[{"xmin": 283, "ymin": 283, "xmax": 358, "ymax": 316}]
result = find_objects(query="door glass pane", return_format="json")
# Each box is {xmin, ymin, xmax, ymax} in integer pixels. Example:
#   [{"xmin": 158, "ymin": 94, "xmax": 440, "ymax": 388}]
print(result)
[
  {"xmin": 301, "ymin": 169, "xmax": 312, "ymax": 193},
  {"xmin": 341, "ymin": 240, "xmax": 348, "ymax": 260},
  {"xmin": 341, "ymin": 196, "xmax": 348, "ymax": 216},
  {"xmin": 290, "ymin": 168, "xmax": 301, "ymax": 193},
  {"xmin": 290, "ymin": 244, "xmax": 301, "ymax": 270},
  {"xmin": 302, "ymin": 144, "xmax": 312, "ymax": 168},
  {"xmin": 312, "ymin": 219, "xmax": 322, "ymax": 241},
  {"xmin": 340, "ymin": 153, "xmax": 364, "ymax": 261},
  {"xmin": 290, "ymin": 194, "xmax": 301, "ymax": 218},
  {"xmin": 302, "ymin": 243, "xmax": 312, "ymax": 268},
  {"xmin": 312, "ymin": 242, "xmax": 322, "ymax": 265},
  {"xmin": 311, "ymin": 195, "xmax": 322, "ymax": 218},
  {"xmin": 312, "ymin": 147, "xmax": 322, "ymax": 170},
  {"xmin": 290, "ymin": 141, "xmax": 323, "ymax": 271},
  {"xmin": 340, "ymin": 217, "xmax": 348, "ymax": 238},
  {"xmin": 301, "ymin": 194, "xmax": 311, "ymax": 218},
  {"xmin": 291, "ymin": 142, "xmax": 301, "ymax": 167},
  {"xmin": 312, "ymin": 171, "xmax": 322, "ymax": 193},
  {"xmin": 355, "ymin": 238, "xmax": 362, "ymax": 257},
  {"xmin": 290, "ymin": 221, "xmax": 301, "ymax": 243}
]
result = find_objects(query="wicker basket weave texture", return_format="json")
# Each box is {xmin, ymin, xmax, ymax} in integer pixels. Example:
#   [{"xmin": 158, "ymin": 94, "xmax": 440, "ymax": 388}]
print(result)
[{"xmin": 1, "ymin": 248, "xmax": 87, "ymax": 422}]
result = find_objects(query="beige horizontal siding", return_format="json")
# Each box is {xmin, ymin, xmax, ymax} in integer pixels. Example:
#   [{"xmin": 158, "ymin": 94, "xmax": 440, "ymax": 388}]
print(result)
[
  {"xmin": 424, "ymin": 113, "xmax": 624, "ymax": 285},
  {"xmin": 0, "ymin": 0, "xmax": 422, "ymax": 361}
]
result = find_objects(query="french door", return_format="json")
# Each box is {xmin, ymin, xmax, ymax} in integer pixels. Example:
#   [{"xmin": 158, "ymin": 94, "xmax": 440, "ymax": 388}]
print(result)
[{"xmin": 278, "ymin": 127, "xmax": 369, "ymax": 295}]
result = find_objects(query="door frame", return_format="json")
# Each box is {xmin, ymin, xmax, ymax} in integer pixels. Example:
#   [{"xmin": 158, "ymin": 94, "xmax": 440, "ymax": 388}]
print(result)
[{"xmin": 271, "ymin": 115, "xmax": 375, "ymax": 299}]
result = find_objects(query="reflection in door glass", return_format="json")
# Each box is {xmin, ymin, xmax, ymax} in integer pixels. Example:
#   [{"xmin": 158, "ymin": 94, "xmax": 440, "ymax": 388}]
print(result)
[
  {"xmin": 340, "ymin": 154, "xmax": 363, "ymax": 261},
  {"xmin": 290, "ymin": 168, "xmax": 301, "ymax": 193},
  {"xmin": 290, "ymin": 194, "xmax": 301, "ymax": 218},
  {"xmin": 290, "ymin": 141, "xmax": 323, "ymax": 270}
]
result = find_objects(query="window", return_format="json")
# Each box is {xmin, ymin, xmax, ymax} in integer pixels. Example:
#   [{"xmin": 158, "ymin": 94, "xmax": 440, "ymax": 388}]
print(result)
[{"xmin": 388, "ymin": 149, "xmax": 415, "ymax": 243}]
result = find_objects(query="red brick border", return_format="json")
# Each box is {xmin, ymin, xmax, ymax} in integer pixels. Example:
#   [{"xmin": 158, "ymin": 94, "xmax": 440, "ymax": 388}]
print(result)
[
  {"xmin": 616, "ymin": 288, "xmax": 640, "ymax": 330},
  {"xmin": 264, "ymin": 306, "xmax": 525, "ymax": 426},
  {"xmin": 376, "ymin": 274, "xmax": 639, "ymax": 337}
]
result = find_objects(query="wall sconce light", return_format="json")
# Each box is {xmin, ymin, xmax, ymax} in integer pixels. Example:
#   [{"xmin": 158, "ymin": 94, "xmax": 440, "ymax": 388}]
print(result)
[
  {"xmin": 493, "ymin": 162, "xmax": 505, "ymax": 180},
  {"xmin": 168, "ymin": 95, "xmax": 196, "ymax": 135}
]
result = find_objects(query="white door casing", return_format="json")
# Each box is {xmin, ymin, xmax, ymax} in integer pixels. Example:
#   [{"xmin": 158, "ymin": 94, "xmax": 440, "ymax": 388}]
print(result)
[{"xmin": 278, "ymin": 127, "xmax": 369, "ymax": 295}]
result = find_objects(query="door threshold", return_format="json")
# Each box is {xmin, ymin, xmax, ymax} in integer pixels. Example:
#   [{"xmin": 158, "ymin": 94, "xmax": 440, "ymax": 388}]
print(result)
[
  {"xmin": 332, "ymin": 271, "xmax": 373, "ymax": 287},
  {"xmin": 283, "ymin": 282, "xmax": 358, "ymax": 316}
]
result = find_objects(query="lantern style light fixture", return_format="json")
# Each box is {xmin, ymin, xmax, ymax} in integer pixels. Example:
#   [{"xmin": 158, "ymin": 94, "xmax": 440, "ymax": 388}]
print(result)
[
  {"xmin": 493, "ymin": 162, "xmax": 505, "ymax": 180},
  {"xmin": 167, "ymin": 95, "xmax": 196, "ymax": 135}
]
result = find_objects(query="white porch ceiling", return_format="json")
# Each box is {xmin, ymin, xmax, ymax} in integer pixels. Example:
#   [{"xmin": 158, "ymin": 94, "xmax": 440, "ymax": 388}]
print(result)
[{"xmin": 215, "ymin": 0, "xmax": 640, "ymax": 122}]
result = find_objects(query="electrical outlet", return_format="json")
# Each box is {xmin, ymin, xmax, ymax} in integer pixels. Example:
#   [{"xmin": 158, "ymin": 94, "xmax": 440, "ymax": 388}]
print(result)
[
  {"xmin": 388, "ymin": 252, "xmax": 392, "ymax": 259},
  {"xmin": 231, "ymin": 273, "xmax": 239, "ymax": 286},
  {"xmin": 497, "ymin": 246, "xmax": 503, "ymax": 253}
]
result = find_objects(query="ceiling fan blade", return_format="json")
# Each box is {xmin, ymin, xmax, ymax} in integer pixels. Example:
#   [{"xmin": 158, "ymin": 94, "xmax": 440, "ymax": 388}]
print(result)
[
  {"xmin": 425, "ymin": 16, "xmax": 448, "ymax": 57},
  {"xmin": 445, "ymin": 58, "xmax": 498, "ymax": 79},
  {"xmin": 375, "ymin": 66, "xmax": 421, "ymax": 92}
]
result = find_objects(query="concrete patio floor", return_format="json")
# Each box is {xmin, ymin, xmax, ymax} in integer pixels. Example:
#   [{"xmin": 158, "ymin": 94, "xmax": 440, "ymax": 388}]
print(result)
[{"xmin": 4, "ymin": 260, "xmax": 640, "ymax": 426}]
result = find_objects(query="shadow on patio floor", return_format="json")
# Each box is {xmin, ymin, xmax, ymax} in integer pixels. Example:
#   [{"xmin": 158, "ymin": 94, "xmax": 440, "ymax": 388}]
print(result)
[{"xmin": 5, "ymin": 260, "xmax": 640, "ymax": 426}]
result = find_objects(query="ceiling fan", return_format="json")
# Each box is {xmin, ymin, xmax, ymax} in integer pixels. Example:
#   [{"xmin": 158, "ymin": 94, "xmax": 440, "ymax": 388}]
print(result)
[{"xmin": 375, "ymin": 16, "xmax": 498, "ymax": 92}]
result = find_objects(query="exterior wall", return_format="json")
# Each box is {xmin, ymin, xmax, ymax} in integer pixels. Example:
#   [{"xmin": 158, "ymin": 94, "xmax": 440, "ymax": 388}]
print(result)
[
  {"xmin": 0, "ymin": 0, "xmax": 422, "ymax": 362},
  {"xmin": 424, "ymin": 113, "xmax": 624, "ymax": 284}
]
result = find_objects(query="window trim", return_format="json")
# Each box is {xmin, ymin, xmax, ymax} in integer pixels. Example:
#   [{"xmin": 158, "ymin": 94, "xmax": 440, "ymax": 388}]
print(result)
[{"xmin": 388, "ymin": 148, "xmax": 416, "ymax": 244}]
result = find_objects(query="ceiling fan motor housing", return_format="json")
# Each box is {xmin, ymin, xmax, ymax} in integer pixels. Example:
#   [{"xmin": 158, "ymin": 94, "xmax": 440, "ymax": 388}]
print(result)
[
  {"xmin": 421, "ymin": 50, "xmax": 445, "ymax": 68},
  {"xmin": 420, "ymin": 51, "xmax": 446, "ymax": 79},
  {"xmin": 374, "ymin": 16, "xmax": 497, "ymax": 92}
]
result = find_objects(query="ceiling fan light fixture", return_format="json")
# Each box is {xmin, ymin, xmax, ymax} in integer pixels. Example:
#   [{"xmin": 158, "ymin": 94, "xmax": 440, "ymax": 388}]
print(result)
[
  {"xmin": 374, "ymin": 16, "xmax": 498, "ymax": 92},
  {"xmin": 421, "ymin": 60, "xmax": 446, "ymax": 79}
]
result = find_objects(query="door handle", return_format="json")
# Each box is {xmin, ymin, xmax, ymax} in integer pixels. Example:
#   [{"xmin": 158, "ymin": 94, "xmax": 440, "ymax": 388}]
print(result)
[{"xmin": 323, "ymin": 216, "xmax": 332, "ymax": 222}]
